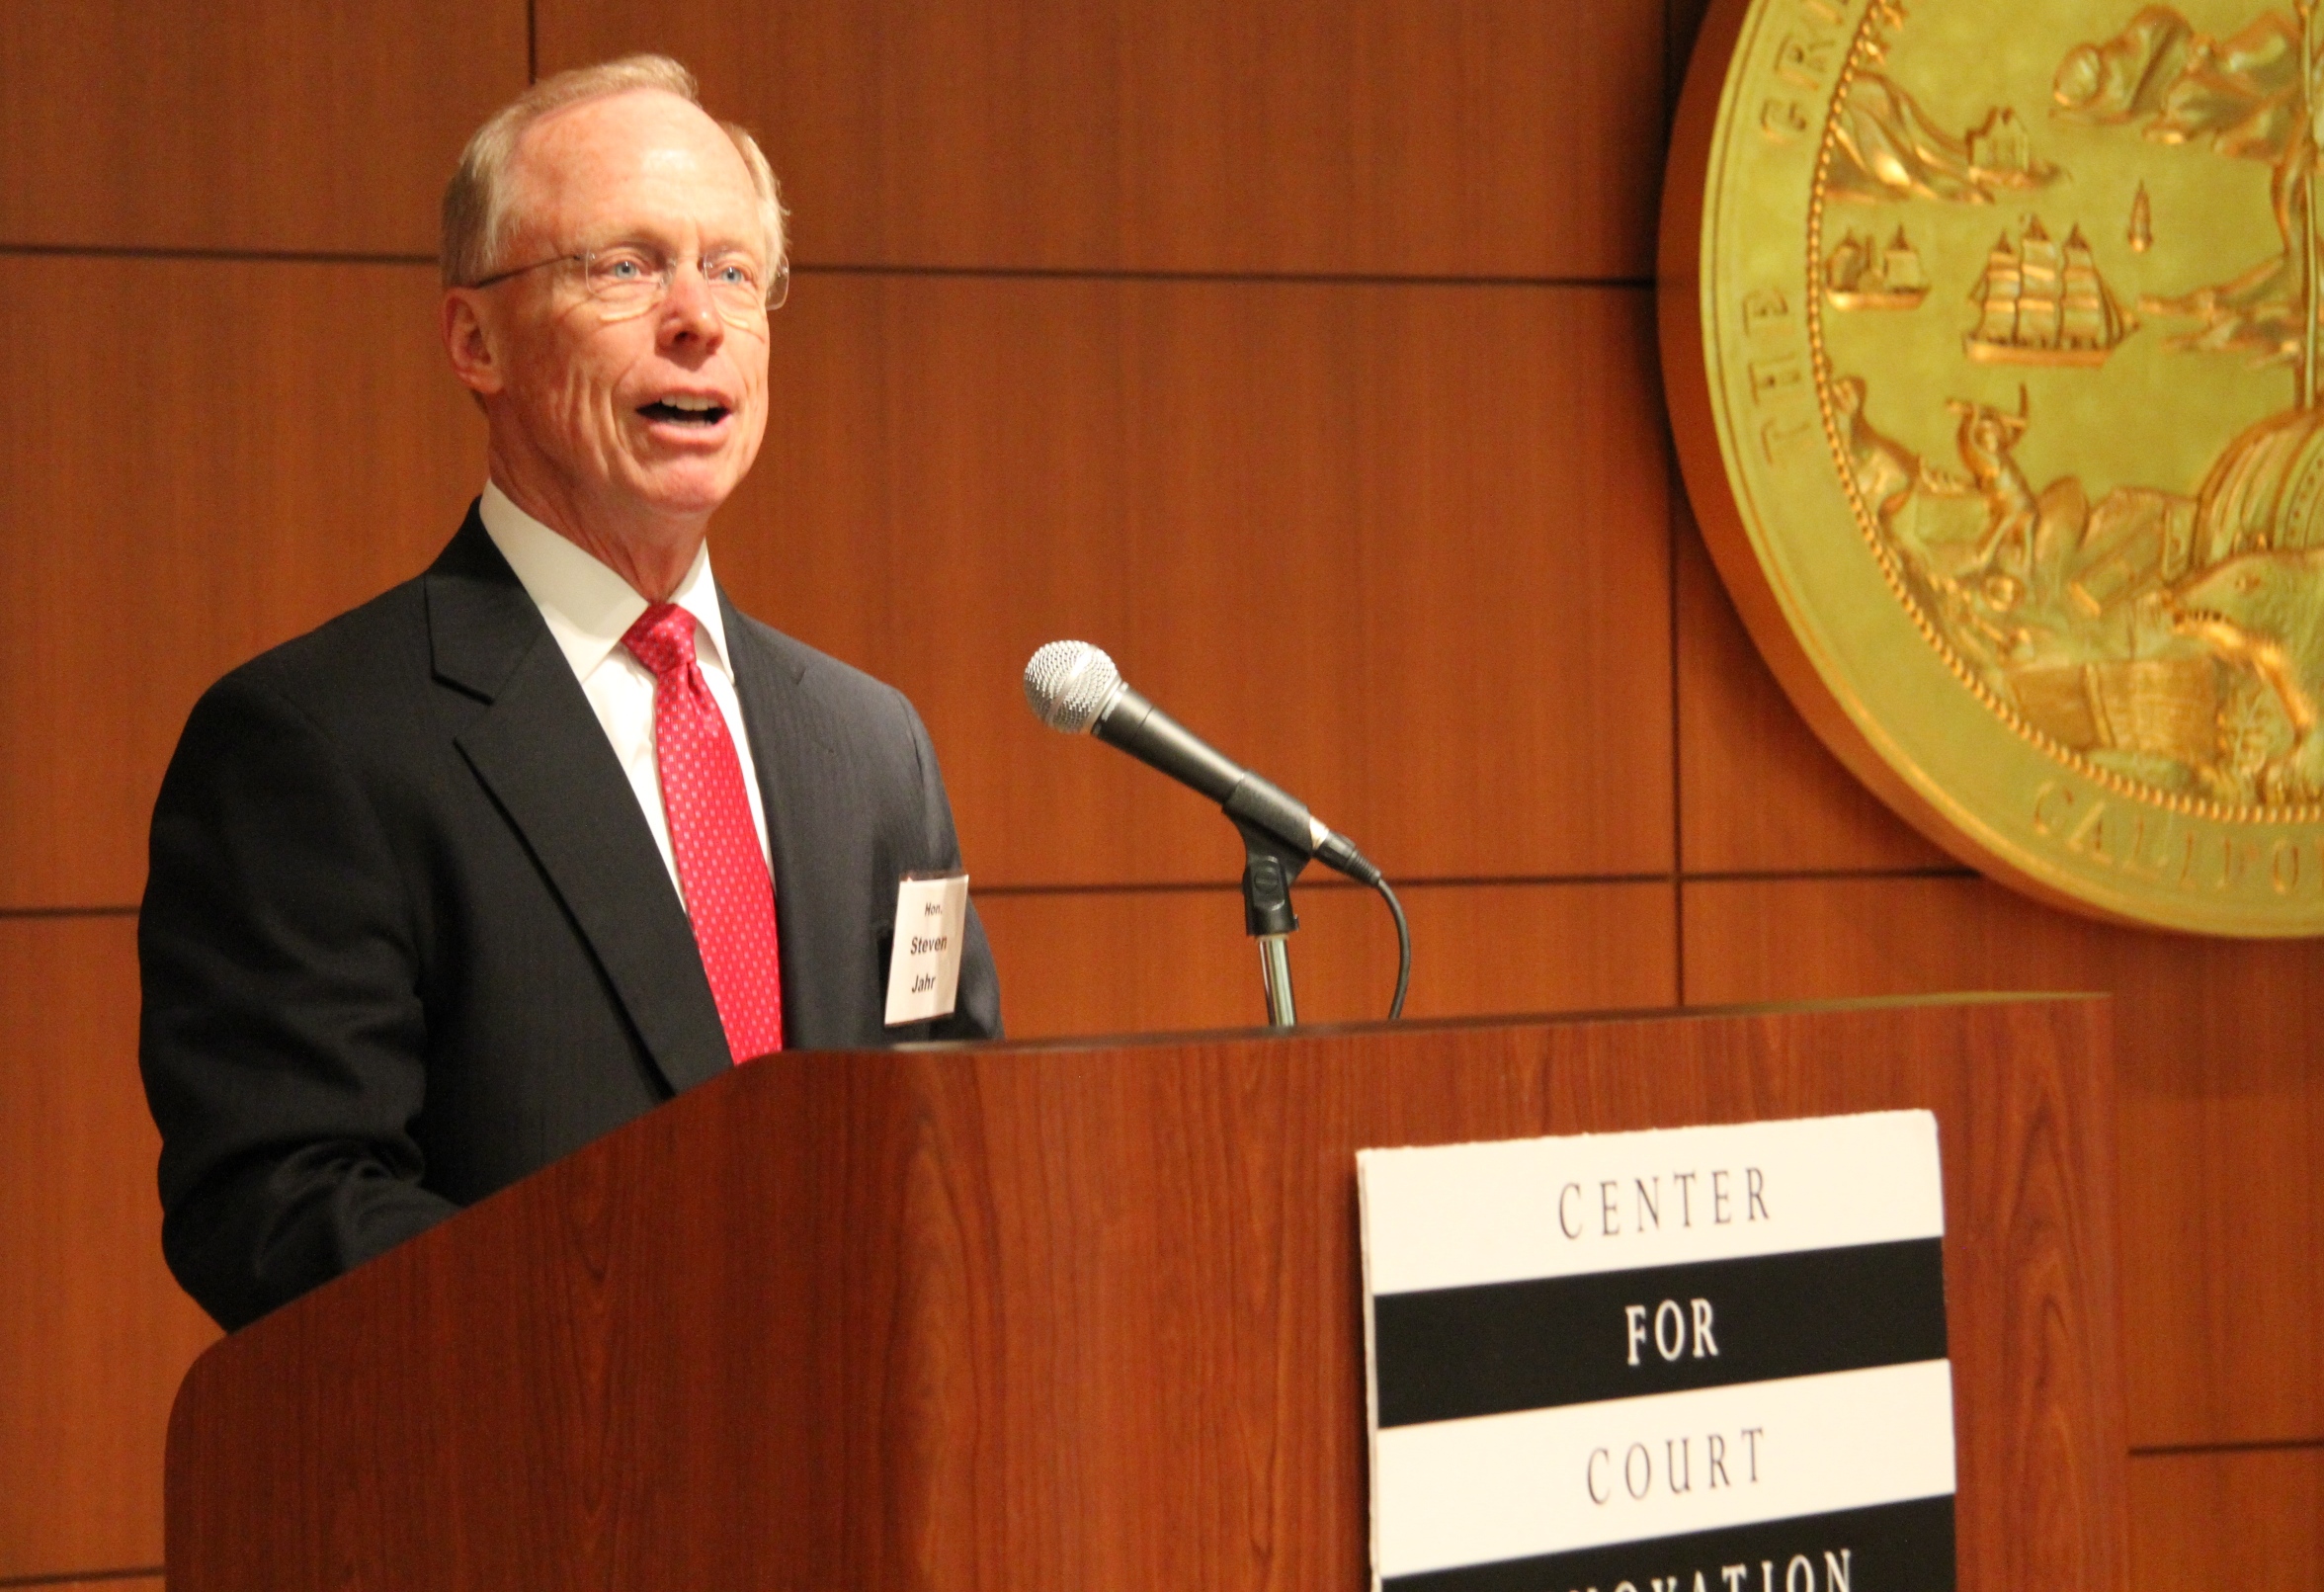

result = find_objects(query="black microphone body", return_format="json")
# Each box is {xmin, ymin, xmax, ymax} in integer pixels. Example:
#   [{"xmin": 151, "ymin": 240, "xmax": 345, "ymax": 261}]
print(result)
[
  {"xmin": 1089, "ymin": 684, "xmax": 1242, "ymax": 801},
  {"xmin": 1091, "ymin": 684, "xmax": 1381, "ymax": 886}
]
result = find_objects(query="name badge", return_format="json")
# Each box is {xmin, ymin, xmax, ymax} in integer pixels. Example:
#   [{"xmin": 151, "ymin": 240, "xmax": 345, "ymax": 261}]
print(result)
[{"xmin": 884, "ymin": 871, "xmax": 970, "ymax": 1026}]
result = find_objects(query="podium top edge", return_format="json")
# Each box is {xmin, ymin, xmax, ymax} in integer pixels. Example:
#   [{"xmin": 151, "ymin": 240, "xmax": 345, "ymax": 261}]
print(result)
[{"xmin": 883, "ymin": 990, "xmax": 2109, "ymax": 1060}]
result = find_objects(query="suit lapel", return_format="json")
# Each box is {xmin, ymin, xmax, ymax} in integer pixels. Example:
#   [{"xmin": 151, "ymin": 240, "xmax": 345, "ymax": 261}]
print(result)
[
  {"xmin": 720, "ymin": 593, "xmax": 855, "ymax": 1049},
  {"xmin": 427, "ymin": 513, "xmax": 733, "ymax": 1094}
]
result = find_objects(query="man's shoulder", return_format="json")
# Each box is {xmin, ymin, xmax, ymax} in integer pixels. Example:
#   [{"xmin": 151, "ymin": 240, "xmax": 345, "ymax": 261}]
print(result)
[
  {"xmin": 197, "ymin": 512, "xmax": 503, "ymax": 736},
  {"xmin": 155, "ymin": 565, "xmax": 450, "ymax": 822},
  {"xmin": 724, "ymin": 606, "xmax": 919, "ymax": 724},
  {"xmin": 215, "ymin": 570, "xmax": 433, "ymax": 718}
]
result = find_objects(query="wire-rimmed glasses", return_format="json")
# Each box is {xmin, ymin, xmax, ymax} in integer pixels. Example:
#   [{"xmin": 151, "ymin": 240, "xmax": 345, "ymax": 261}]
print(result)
[{"xmin": 471, "ymin": 244, "xmax": 788, "ymax": 325}]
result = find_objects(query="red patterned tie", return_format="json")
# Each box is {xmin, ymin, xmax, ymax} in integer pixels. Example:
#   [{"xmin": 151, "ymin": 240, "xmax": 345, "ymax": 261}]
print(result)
[{"xmin": 622, "ymin": 604, "xmax": 784, "ymax": 1061}]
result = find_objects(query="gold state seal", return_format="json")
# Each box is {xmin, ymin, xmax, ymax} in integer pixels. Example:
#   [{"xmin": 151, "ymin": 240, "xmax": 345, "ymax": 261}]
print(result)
[{"xmin": 1664, "ymin": 0, "xmax": 2324, "ymax": 934}]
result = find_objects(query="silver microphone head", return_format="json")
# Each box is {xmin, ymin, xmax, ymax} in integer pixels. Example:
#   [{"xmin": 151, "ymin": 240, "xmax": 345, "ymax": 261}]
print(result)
[{"xmin": 1023, "ymin": 640, "xmax": 1125, "ymax": 733}]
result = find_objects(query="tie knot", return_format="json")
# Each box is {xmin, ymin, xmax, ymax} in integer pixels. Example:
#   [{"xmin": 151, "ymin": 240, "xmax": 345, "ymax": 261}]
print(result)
[{"xmin": 622, "ymin": 603, "xmax": 698, "ymax": 680}]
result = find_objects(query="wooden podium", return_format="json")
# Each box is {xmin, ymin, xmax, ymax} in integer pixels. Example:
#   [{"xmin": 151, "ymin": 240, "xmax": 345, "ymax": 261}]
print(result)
[{"xmin": 165, "ymin": 996, "xmax": 2125, "ymax": 1591}]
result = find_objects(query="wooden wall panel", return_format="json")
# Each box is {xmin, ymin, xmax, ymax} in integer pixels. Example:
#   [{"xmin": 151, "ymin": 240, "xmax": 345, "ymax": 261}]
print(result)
[
  {"xmin": 718, "ymin": 275, "xmax": 1673, "ymax": 888},
  {"xmin": 979, "ymin": 880, "xmax": 1674, "ymax": 1039},
  {"xmin": 1670, "ymin": 0, "xmax": 1717, "ymax": 94},
  {"xmin": 1675, "ymin": 506, "xmax": 1951, "ymax": 875},
  {"xmin": 537, "ymin": 0, "xmax": 1668, "ymax": 279},
  {"xmin": 0, "ymin": 258, "xmax": 484, "ymax": 910},
  {"xmin": 1681, "ymin": 875, "xmax": 2324, "ymax": 1450},
  {"xmin": 0, "ymin": 917, "xmax": 217, "ymax": 1579},
  {"xmin": 0, "ymin": 1, "xmax": 526, "ymax": 254},
  {"xmin": 2126, "ymin": 1447, "xmax": 2324, "ymax": 1592}
]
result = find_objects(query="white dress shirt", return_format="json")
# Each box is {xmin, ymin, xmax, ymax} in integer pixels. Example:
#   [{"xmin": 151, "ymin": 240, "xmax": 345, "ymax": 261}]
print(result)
[{"xmin": 477, "ymin": 481, "xmax": 773, "ymax": 899}]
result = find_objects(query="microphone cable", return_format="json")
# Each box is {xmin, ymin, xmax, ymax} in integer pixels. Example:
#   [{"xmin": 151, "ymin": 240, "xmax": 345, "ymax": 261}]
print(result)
[{"xmin": 1374, "ymin": 874, "xmax": 1411, "ymax": 1021}]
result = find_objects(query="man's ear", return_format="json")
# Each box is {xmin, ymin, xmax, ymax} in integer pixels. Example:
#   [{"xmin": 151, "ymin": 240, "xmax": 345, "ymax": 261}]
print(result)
[{"xmin": 442, "ymin": 289, "xmax": 505, "ymax": 398}]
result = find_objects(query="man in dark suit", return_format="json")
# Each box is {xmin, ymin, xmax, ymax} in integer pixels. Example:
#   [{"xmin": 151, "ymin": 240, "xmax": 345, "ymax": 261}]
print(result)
[{"xmin": 139, "ymin": 56, "xmax": 1001, "ymax": 1333}]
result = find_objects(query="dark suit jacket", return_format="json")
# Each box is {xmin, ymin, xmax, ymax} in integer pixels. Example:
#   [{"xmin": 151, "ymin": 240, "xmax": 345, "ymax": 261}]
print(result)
[{"xmin": 139, "ymin": 508, "xmax": 1001, "ymax": 1331}]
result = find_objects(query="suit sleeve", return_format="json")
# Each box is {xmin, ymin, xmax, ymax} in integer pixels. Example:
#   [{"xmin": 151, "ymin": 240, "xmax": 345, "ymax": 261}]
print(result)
[
  {"xmin": 896, "ymin": 693, "xmax": 1004, "ymax": 1043},
  {"xmin": 138, "ymin": 666, "xmax": 457, "ymax": 1331}
]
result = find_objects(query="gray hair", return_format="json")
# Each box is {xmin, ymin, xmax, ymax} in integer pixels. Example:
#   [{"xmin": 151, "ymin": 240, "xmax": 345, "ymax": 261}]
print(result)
[{"xmin": 441, "ymin": 54, "xmax": 787, "ymax": 294}]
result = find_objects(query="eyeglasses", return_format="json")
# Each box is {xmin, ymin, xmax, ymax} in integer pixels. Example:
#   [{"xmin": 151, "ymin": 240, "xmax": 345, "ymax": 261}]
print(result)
[{"xmin": 471, "ymin": 245, "xmax": 789, "ymax": 325}]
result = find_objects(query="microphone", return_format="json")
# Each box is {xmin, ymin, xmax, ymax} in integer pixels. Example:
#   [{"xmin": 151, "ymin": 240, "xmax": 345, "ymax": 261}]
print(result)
[{"xmin": 1022, "ymin": 640, "xmax": 1382, "ymax": 885}]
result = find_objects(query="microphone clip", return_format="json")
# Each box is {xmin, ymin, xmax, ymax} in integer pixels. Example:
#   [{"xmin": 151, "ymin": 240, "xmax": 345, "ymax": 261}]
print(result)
[
  {"xmin": 1231, "ymin": 814, "xmax": 1309, "ymax": 1029},
  {"xmin": 1232, "ymin": 815, "xmax": 1310, "ymax": 940}
]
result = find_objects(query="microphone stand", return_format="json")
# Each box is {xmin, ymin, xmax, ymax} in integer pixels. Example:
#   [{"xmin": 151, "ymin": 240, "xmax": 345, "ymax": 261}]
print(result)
[{"xmin": 1234, "ymin": 817, "xmax": 1308, "ymax": 1027}]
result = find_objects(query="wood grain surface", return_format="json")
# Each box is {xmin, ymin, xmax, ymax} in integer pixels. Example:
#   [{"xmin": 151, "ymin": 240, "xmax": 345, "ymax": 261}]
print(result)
[
  {"xmin": 538, "ymin": 0, "xmax": 1668, "ymax": 280},
  {"xmin": 2126, "ymin": 1446, "xmax": 2324, "ymax": 1592},
  {"xmin": 721, "ymin": 273, "xmax": 1674, "ymax": 887},
  {"xmin": 0, "ymin": 918, "xmax": 217, "ymax": 1580},
  {"xmin": 0, "ymin": 0, "xmax": 525, "ymax": 254},
  {"xmin": 0, "ymin": 258, "xmax": 483, "ymax": 910},
  {"xmin": 1683, "ymin": 875, "xmax": 2324, "ymax": 1449},
  {"xmin": 978, "ymin": 880, "xmax": 1675, "ymax": 1038},
  {"xmin": 166, "ymin": 998, "xmax": 2123, "ymax": 1592}
]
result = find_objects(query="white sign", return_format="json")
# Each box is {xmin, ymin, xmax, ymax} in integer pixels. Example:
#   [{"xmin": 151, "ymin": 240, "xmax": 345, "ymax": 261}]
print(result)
[
  {"xmin": 1358, "ymin": 1112, "xmax": 1955, "ymax": 1592},
  {"xmin": 883, "ymin": 871, "xmax": 969, "ymax": 1026}
]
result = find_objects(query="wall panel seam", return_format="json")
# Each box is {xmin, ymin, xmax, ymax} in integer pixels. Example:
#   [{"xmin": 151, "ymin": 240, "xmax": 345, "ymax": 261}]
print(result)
[
  {"xmin": 793, "ymin": 262, "xmax": 1657, "ymax": 291},
  {"xmin": 1680, "ymin": 867, "xmax": 1978, "ymax": 884},
  {"xmin": 0, "ymin": 906, "xmax": 139, "ymax": 921},
  {"xmin": 3, "ymin": 868, "xmax": 1987, "ymax": 918},
  {"xmin": 975, "ymin": 875, "xmax": 1676, "ymax": 898},
  {"xmin": 0, "ymin": 242, "xmax": 435, "ymax": 268},
  {"xmin": 2130, "ymin": 1437, "xmax": 2324, "ymax": 1458},
  {"xmin": 0, "ymin": 245, "xmax": 1657, "ymax": 295}
]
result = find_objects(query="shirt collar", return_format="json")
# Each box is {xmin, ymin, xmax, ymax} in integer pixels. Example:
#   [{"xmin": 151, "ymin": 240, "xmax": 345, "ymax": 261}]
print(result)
[{"xmin": 477, "ymin": 480, "xmax": 734, "ymax": 682}]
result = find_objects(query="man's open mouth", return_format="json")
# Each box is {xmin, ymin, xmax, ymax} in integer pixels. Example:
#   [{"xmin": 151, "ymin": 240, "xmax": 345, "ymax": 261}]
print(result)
[{"xmin": 639, "ymin": 397, "xmax": 730, "ymax": 426}]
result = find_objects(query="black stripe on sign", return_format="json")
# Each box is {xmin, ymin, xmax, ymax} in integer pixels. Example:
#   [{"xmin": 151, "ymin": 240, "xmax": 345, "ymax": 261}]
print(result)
[
  {"xmin": 1382, "ymin": 1493, "xmax": 1955, "ymax": 1592},
  {"xmin": 1373, "ymin": 1239, "xmax": 1946, "ymax": 1427}
]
